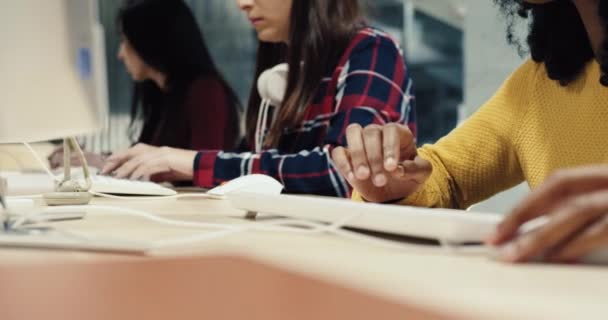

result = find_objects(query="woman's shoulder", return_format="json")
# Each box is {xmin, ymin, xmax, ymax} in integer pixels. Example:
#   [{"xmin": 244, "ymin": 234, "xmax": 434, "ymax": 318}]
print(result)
[
  {"xmin": 334, "ymin": 27, "xmax": 405, "ymax": 74},
  {"xmin": 346, "ymin": 27, "xmax": 402, "ymax": 55},
  {"xmin": 476, "ymin": 59, "xmax": 545, "ymax": 118},
  {"xmin": 188, "ymin": 76, "xmax": 225, "ymax": 94},
  {"xmin": 501, "ymin": 59, "xmax": 550, "ymax": 95},
  {"xmin": 333, "ymin": 27, "xmax": 405, "ymax": 75},
  {"xmin": 184, "ymin": 75, "xmax": 230, "ymax": 109},
  {"xmin": 514, "ymin": 59, "xmax": 544, "ymax": 78},
  {"xmin": 188, "ymin": 76, "xmax": 227, "ymax": 97}
]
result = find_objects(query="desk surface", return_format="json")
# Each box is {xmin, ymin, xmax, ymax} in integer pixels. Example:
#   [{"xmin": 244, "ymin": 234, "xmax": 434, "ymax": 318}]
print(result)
[
  {"xmin": 0, "ymin": 194, "xmax": 606, "ymax": 320},
  {"xmin": 0, "ymin": 254, "xmax": 454, "ymax": 320}
]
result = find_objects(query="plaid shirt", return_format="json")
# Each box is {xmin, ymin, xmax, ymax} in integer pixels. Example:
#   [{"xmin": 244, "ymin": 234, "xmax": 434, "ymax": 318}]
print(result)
[{"xmin": 194, "ymin": 27, "xmax": 416, "ymax": 197}]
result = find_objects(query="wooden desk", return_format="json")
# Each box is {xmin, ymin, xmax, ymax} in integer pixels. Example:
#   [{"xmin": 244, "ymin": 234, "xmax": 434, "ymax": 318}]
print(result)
[
  {"xmin": 0, "ymin": 255, "xmax": 452, "ymax": 320},
  {"xmin": 0, "ymin": 196, "xmax": 606, "ymax": 319}
]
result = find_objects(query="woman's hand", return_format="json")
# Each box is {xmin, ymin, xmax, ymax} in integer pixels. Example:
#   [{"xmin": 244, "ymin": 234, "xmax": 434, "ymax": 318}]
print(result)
[
  {"xmin": 487, "ymin": 166, "xmax": 608, "ymax": 263},
  {"xmin": 331, "ymin": 123, "xmax": 432, "ymax": 203},
  {"xmin": 100, "ymin": 143, "xmax": 197, "ymax": 182},
  {"xmin": 48, "ymin": 147, "xmax": 106, "ymax": 169}
]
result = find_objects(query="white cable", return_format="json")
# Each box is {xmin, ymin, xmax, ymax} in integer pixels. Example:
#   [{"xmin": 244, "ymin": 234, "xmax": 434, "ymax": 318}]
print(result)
[
  {"xmin": 77, "ymin": 205, "xmax": 424, "ymax": 251},
  {"xmin": 32, "ymin": 203, "xmax": 477, "ymax": 253},
  {"xmin": 17, "ymin": 141, "xmax": 465, "ymax": 251},
  {"xmin": 260, "ymin": 100, "xmax": 270, "ymax": 149},
  {"xmin": 254, "ymin": 100, "xmax": 264, "ymax": 153},
  {"xmin": 23, "ymin": 142, "xmax": 59, "ymax": 182},
  {"xmin": 88, "ymin": 191, "xmax": 224, "ymax": 201},
  {"xmin": 151, "ymin": 215, "xmax": 429, "ymax": 251},
  {"xmin": 43, "ymin": 205, "xmax": 240, "ymax": 231},
  {"xmin": 151, "ymin": 218, "xmax": 340, "ymax": 249},
  {"xmin": 255, "ymin": 99, "xmax": 271, "ymax": 153},
  {"xmin": 8, "ymin": 191, "xmax": 224, "ymax": 202},
  {"xmin": 19, "ymin": 139, "xmax": 430, "ymax": 250},
  {"xmin": 36, "ymin": 205, "xmax": 338, "ymax": 250},
  {"xmin": 40, "ymin": 204, "xmax": 362, "ymax": 239},
  {"xmin": 71, "ymin": 205, "xmax": 329, "ymax": 234},
  {"xmin": 67, "ymin": 137, "xmax": 93, "ymax": 190},
  {"xmin": 50, "ymin": 204, "xmax": 434, "ymax": 251}
]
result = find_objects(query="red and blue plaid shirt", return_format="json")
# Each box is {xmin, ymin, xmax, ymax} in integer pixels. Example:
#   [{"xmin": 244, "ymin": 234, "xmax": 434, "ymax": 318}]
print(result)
[{"xmin": 194, "ymin": 27, "xmax": 417, "ymax": 197}]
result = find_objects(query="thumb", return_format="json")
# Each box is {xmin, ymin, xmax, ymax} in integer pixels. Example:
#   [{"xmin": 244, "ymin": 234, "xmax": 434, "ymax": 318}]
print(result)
[{"xmin": 393, "ymin": 156, "xmax": 432, "ymax": 183}]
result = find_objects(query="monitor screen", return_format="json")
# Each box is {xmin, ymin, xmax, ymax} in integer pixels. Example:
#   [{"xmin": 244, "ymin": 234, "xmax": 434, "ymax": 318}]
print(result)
[{"xmin": 0, "ymin": 0, "xmax": 108, "ymax": 143}]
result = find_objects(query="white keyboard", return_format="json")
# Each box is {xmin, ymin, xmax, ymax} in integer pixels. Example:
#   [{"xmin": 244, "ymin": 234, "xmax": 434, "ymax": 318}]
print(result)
[{"xmin": 90, "ymin": 175, "xmax": 177, "ymax": 196}]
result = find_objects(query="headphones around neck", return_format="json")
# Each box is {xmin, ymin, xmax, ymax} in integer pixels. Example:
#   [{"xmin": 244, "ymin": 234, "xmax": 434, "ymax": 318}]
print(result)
[{"xmin": 257, "ymin": 63, "xmax": 288, "ymax": 107}]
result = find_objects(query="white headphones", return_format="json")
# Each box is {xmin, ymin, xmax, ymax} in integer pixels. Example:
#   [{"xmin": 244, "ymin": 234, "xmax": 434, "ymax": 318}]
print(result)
[
  {"xmin": 254, "ymin": 63, "xmax": 289, "ymax": 153},
  {"xmin": 257, "ymin": 63, "xmax": 288, "ymax": 107}
]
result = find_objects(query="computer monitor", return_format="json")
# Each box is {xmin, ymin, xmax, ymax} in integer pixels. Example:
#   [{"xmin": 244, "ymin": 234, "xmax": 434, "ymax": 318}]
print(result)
[
  {"xmin": 0, "ymin": 0, "xmax": 109, "ymax": 143},
  {"xmin": 0, "ymin": 1, "xmax": 151, "ymax": 251},
  {"xmin": 0, "ymin": 0, "xmax": 109, "ymax": 208}
]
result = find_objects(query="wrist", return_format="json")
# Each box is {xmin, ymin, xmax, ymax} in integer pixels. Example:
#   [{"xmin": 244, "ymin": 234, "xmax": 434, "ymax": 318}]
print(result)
[
  {"xmin": 181, "ymin": 150, "xmax": 198, "ymax": 178},
  {"xmin": 192, "ymin": 151, "xmax": 217, "ymax": 188}
]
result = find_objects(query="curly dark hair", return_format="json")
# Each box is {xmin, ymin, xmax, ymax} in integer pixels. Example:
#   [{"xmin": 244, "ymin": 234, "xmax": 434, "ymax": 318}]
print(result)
[{"xmin": 495, "ymin": 0, "xmax": 608, "ymax": 86}]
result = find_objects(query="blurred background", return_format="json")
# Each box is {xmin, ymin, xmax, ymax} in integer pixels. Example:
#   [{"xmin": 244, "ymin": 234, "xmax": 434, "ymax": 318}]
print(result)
[{"xmin": 89, "ymin": 0, "xmax": 528, "ymax": 212}]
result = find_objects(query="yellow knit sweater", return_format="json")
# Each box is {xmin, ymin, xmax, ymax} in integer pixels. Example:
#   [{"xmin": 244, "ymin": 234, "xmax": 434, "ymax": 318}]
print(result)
[{"xmin": 355, "ymin": 59, "xmax": 608, "ymax": 209}]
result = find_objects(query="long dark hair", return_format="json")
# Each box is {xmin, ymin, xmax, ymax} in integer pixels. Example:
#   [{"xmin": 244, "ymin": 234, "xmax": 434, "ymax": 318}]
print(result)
[
  {"xmin": 495, "ymin": 0, "xmax": 608, "ymax": 86},
  {"xmin": 246, "ymin": 0, "xmax": 363, "ymax": 147},
  {"xmin": 118, "ymin": 0, "xmax": 241, "ymax": 148}
]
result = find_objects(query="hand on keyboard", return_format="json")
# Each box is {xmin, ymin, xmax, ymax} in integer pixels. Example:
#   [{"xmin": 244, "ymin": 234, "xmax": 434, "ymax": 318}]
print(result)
[
  {"xmin": 101, "ymin": 144, "xmax": 197, "ymax": 183},
  {"xmin": 90, "ymin": 175, "xmax": 177, "ymax": 196},
  {"xmin": 48, "ymin": 147, "xmax": 107, "ymax": 170},
  {"xmin": 54, "ymin": 169, "xmax": 176, "ymax": 196}
]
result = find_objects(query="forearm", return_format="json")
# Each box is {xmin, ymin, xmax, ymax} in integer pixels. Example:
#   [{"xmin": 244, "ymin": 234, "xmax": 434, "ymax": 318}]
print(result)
[{"xmin": 193, "ymin": 147, "xmax": 351, "ymax": 197}]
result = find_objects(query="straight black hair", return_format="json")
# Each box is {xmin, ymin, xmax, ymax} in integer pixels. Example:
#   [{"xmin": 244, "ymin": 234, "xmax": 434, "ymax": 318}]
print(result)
[{"xmin": 118, "ymin": 0, "xmax": 242, "ymax": 148}]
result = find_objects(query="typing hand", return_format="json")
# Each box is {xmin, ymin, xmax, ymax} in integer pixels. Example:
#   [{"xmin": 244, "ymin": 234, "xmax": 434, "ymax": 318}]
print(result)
[
  {"xmin": 100, "ymin": 143, "xmax": 197, "ymax": 182},
  {"xmin": 487, "ymin": 166, "xmax": 608, "ymax": 263},
  {"xmin": 332, "ymin": 123, "xmax": 432, "ymax": 203},
  {"xmin": 48, "ymin": 146, "xmax": 106, "ymax": 169}
]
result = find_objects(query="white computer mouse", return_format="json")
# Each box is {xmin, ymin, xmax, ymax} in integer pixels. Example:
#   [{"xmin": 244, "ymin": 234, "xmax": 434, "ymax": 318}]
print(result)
[{"xmin": 206, "ymin": 174, "xmax": 284, "ymax": 198}]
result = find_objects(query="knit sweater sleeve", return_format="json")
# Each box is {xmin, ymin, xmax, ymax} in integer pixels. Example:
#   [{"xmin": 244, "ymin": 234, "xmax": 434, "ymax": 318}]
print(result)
[
  {"xmin": 397, "ymin": 60, "xmax": 545, "ymax": 209},
  {"xmin": 353, "ymin": 60, "xmax": 541, "ymax": 208}
]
